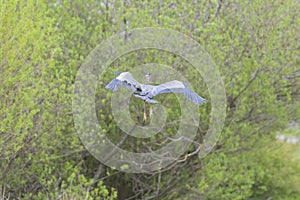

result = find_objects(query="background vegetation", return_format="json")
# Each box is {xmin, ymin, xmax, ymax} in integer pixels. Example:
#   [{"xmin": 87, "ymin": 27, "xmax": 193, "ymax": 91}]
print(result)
[{"xmin": 1, "ymin": 0, "xmax": 299, "ymax": 199}]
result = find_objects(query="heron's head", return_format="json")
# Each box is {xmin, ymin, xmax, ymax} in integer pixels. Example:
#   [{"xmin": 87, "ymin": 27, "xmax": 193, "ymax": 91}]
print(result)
[{"xmin": 145, "ymin": 72, "xmax": 151, "ymax": 83}]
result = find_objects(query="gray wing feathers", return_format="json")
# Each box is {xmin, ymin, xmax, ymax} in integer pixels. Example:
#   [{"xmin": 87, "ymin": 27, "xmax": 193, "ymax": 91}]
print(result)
[
  {"xmin": 106, "ymin": 74, "xmax": 206, "ymax": 105},
  {"xmin": 105, "ymin": 72, "xmax": 142, "ymax": 92},
  {"xmin": 105, "ymin": 78, "xmax": 122, "ymax": 91},
  {"xmin": 150, "ymin": 80, "xmax": 206, "ymax": 104}
]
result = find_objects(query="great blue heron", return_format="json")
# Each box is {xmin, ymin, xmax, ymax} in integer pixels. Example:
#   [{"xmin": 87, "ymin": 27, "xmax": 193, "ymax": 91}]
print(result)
[{"xmin": 105, "ymin": 72, "xmax": 206, "ymax": 121}]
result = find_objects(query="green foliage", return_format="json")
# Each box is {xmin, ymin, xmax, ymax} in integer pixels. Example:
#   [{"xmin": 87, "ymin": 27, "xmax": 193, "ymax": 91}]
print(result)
[
  {"xmin": 0, "ymin": 0, "xmax": 116, "ymax": 199},
  {"xmin": 1, "ymin": 0, "xmax": 299, "ymax": 199},
  {"xmin": 192, "ymin": 137, "xmax": 300, "ymax": 200}
]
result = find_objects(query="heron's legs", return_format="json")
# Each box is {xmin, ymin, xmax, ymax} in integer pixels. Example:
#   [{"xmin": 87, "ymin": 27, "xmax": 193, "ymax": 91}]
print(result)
[
  {"xmin": 149, "ymin": 106, "xmax": 153, "ymax": 118},
  {"xmin": 143, "ymin": 101, "xmax": 147, "ymax": 122}
]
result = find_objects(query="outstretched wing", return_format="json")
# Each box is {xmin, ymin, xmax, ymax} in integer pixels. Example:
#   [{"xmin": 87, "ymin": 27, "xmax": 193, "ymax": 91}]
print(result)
[
  {"xmin": 149, "ymin": 80, "xmax": 206, "ymax": 104},
  {"xmin": 105, "ymin": 72, "xmax": 142, "ymax": 92}
]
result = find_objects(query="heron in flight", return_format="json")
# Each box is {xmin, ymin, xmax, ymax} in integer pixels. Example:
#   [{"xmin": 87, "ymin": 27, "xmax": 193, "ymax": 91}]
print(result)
[{"xmin": 105, "ymin": 72, "xmax": 206, "ymax": 121}]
